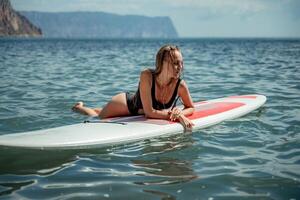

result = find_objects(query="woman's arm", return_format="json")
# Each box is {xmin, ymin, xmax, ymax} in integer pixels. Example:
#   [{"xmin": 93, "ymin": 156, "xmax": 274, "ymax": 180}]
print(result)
[
  {"xmin": 169, "ymin": 80, "xmax": 195, "ymax": 129},
  {"xmin": 177, "ymin": 80, "xmax": 195, "ymax": 116},
  {"xmin": 139, "ymin": 69, "xmax": 170, "ymax": 119}
]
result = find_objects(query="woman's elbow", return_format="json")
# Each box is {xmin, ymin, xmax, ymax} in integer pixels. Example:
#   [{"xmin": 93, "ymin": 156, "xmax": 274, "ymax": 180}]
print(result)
[
  {"xmin": 144, "ymin": 113, "xmax": 151, "ymax": 119},
  {"xmin": 186, "ymin": 106, "xmax": 195, "ymax": 115},
  {"xmin": 144, "ymin": 110, "xmax": 155, "ymax": 119},
  {"xmin": 191, "ymin": 106, "xmax": 195, "ymax": 112}
]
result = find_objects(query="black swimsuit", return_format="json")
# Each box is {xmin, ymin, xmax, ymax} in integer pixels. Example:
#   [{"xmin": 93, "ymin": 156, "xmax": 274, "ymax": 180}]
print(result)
[{"xmin": 126, "ymin": 72, "xmax": 181, "ymax": 115}]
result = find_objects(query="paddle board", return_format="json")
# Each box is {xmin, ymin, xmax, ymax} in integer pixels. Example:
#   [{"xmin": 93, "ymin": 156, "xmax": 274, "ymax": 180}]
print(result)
[{"xmin": 0, "ymin": 94, "xmax": 266, "ymax": 149}]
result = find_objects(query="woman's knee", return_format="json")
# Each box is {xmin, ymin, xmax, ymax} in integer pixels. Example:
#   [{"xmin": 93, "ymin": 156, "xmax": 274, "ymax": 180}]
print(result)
[{"xmin": 94, "ymin": 108, "xmax": 102, "ymax": 115}]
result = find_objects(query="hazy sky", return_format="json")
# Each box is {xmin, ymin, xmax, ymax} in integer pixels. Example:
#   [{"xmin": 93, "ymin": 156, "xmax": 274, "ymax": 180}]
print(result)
[{"xmin": 11, "ymin": 0, "xmax": 300, "ymax": 38}]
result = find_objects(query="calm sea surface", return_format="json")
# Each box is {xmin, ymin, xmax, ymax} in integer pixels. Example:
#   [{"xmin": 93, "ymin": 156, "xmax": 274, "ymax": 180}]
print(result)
[{"xmin": 0, "ymin": 38, "xmax": 299, "ymax": 199}]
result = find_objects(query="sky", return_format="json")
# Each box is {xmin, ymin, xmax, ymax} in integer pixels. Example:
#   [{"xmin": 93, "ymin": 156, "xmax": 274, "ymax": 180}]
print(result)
[{"xmin": 11, "ymin": 0, "xmax": 300, "ymax": 38}]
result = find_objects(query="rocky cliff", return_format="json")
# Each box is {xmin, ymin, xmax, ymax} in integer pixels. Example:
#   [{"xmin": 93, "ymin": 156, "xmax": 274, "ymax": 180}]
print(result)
[
  {"xmin": 21, "ymin": 11, "xmax": 178, "ymax": 38},
  {"xmin": 0, "ymin": 0, "xmax": 42, "ymax": 37}
]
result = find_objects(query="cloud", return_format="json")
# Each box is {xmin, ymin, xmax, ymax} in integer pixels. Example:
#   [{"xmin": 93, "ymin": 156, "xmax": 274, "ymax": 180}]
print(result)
[
  {"xmin": 11, "ymin": 0, "xmax": 144, "ymax": 13},
  {"xmin": 163, "ymin": 0, "xmax": 267, "ymax": 14},
  {"xmin": 12, "ymin": 0, "xmax": 267, "ymax": 15}
]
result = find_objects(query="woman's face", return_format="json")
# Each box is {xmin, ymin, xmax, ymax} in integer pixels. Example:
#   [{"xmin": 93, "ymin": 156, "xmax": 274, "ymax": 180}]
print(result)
[{"xmin": 168, "ymin": 50, "xmax": 183, "ymax": 79}]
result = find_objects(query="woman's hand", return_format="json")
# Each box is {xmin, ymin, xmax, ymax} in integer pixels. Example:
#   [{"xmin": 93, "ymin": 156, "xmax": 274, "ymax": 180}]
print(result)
[
  {"xmin": 169, "ymin": 107, "xmax": 182, "ymax": 121},
  {"xmin": 178, "ymin": 114, "xmax": 194, "ymax": 130},
  {"xmin": 169, "ymin": 108, "xmax": 195, "ymax": 130}
]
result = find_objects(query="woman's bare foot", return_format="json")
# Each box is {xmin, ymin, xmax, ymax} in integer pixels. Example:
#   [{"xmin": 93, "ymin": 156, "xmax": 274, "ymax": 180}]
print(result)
[{"xmin": 72, "ymin": 102, "xmax": 100, "ymax": 116}]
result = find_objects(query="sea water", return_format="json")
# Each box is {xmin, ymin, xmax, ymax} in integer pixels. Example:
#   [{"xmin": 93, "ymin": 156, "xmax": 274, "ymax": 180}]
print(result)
[{"xmin": 0, "ymin": 38, "xmax": 299, "ymax": 199}]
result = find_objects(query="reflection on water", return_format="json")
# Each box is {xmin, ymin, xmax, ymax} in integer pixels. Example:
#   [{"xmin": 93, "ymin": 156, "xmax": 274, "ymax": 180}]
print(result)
[
  {"xmin": 0, "ymin": 148, "xmax": 77, "ymax": 175},
  {"xmin": 143, "ymin": 189, "xmax": 177, "ymax": 200},
  {"xmin": 133, "ymin": 157, "xmax": 198, "ymax": 185},
  {"xmin": 0, "ymin": 180, "xmax": 35, "ymax": 197},
  {"xmin": 132, "ymin": 134, "xmax": 198, "ymax": 186}
]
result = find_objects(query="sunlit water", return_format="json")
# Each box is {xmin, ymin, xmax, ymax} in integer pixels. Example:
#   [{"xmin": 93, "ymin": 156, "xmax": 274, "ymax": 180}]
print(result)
[{"xmin": 0, "ymin": 38, "xmax": 299, "ymax": 199}]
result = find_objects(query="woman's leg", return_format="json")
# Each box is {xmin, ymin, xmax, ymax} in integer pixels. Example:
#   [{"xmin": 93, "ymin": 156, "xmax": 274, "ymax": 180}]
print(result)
[
  {"xmin": 72, "ymin": 102, "xmax": 101, "ymax": 117},
  {"xmin": 99, "ymin": 92, "xmax": 130, "ymax": 119},
  {"xmin": 72, "ymin": 93, "xmax": 130, "ymax": 118}
]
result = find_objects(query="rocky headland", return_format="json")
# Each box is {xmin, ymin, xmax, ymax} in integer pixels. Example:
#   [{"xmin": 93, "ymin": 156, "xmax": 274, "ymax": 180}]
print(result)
[{"xmin": 0, "ymin": 0, "xmax": 42, "ymax": 37}]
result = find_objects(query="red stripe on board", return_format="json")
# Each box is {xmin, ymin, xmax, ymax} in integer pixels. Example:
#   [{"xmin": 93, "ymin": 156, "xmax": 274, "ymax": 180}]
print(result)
[
  {"xmin": 227, "ymin": 95, "xmax": 257, "ymax": 99},
  {"xmin": 188, "ymin": 102, "xmax": 245, "ymax": 120},
  {"xmin": 193, "ymin": 101, "xmax": 208, "ymax": 105},
  {"xmin": 108, "ymin": 102, "xmax": 245, "ymax": 125}
]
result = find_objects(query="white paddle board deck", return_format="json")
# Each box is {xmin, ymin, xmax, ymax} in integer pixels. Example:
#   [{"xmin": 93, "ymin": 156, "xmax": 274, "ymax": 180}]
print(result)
[{"xmin": 0, "ymin": 94, "xmax": 266, "ymax": 149}]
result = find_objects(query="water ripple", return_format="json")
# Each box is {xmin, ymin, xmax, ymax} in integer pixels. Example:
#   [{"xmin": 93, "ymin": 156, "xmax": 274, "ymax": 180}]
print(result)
[{"xmin": 0, "ymin": 38, "xmax": 300, "ymax": 199}]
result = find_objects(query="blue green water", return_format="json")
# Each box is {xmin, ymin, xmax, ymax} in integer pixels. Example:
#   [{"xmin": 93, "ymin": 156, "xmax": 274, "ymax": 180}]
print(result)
[{"xmin": 0, "ymin": 38, "xmax": 299, "ymax": 199}]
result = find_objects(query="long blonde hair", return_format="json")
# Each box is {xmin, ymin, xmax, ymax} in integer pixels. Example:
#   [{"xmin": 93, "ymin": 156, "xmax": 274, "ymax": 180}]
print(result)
[{"xmin": 154, "ymin": 45, "xmax": 180, "ymax": 75}]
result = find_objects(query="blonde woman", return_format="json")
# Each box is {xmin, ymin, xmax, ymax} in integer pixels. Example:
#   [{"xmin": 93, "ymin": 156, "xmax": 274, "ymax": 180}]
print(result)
[{"xmin": 73, "ymin": 45, "xmax": 195, "ymax": 129}]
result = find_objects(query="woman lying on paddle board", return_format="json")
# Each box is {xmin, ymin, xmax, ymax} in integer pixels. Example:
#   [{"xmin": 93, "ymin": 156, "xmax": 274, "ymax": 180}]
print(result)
[{"xmin": 72, "ymin": 45, "xmax": 195, "ymax": 129}]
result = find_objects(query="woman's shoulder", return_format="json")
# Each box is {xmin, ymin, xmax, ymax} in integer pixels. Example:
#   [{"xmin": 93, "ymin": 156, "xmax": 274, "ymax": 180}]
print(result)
[
  {"xmin": 140, "ymin": 68, "xmax": 153, "ymax": 77},
  {"xmin": 178, "ymin": 79, "xmax": 188, "ymax": 89},
  {"xmin": 140, "ymin": 68, "xmax": 154, "ymax": 82},
  {"xmin": 177, "ymin": 79, "xmax": 191, "ymax": 96}
]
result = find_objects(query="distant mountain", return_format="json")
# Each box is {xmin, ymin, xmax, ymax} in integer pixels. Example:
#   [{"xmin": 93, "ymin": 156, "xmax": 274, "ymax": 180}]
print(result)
[
  {"xmin": 0, "ymin": 0, "xmax": 42, "ymax": 37},
  {"xmin": 20, "ymin": 11, "xmax": 178, "ymax": 38}
]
